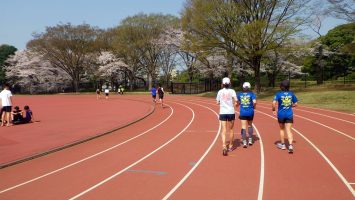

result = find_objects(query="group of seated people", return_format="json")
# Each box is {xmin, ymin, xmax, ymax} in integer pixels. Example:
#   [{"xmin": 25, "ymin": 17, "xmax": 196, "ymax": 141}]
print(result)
[{"xmin": 0, "ymin": 105, "xmax": 33, "ymax": 125}]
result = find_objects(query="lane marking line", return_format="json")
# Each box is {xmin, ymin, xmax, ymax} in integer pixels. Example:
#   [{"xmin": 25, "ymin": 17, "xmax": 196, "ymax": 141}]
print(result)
[
  {"xmin": 252, "ymin": 123, "xmax": 265, "ymax": 200},
  {"xmin": 257, "ymin": 100, "xmax": 355, "ymax": 117},
  {"xmin": 0, "ymin": 105, "xmax": 175, "ymax": 194},
  {"xmin": 185, "ymin": 97, "xmax": 354, "ymax": 197},
  {"xmin": 256, "ymin": 110, "xmax": 355, "ymax": 197},
  {"xmin": 165, "ymin": 99, "xmax": 265, "ymax": 200},
  {"xmin": 256, "ymin": 105, "xmax": 355, "ymax": 141},
  {"xmin": 162, "ymin": 102, "xmax": 221, "ymax": 200},
  {"xmin": 69, "ymin": 102, "xmax": 195, "ymax": 200},
  {"xmin": 257, "ymin": 101, "xmax": 355, "ymax": 124}
]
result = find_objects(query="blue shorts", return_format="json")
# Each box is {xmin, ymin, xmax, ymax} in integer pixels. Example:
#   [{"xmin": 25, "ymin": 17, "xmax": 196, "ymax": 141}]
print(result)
[
  {"xmin": 278, "ymin": 117, "xmax": 293, "ymax": 124},
  {"xmin": 219, "ymin": 114, "xmax": 235, "ymax": 121}
]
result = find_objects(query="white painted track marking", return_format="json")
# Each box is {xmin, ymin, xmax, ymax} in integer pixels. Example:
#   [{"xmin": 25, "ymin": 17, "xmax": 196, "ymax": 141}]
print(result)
[
  {"xmin": 257, "ymin": 101, "xmax": 355, "ymax": 125},
  {"xmin": 69, "ymin": 102, "xmax": 195, "ymax": 200},
  {"xmin": 256, "ymin": 110, "xmax": 355, "ymax": 197},
  {"xmin": 171, "ymin": 98, "xmax": 265, "ymax": 200},
  {"xmin": 0, "ymin": 104, "xmax": 174, "ymax": 194},
  {"xmin": 256, "ymin": 105, "xmax": 355, "ymax": 141}
]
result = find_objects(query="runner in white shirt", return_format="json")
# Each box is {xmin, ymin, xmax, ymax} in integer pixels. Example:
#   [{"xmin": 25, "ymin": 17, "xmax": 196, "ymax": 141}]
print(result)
[
  {"xmin": 104, "ymin": 88, "xmax": 109, "ymax": 99},
  {"xmin": 216, "ymin": 77, "xmax": 237, "ymax": 156},
  {"xmin": 0, "ymin": 84, "xmax": 13, "ymax": 127}
]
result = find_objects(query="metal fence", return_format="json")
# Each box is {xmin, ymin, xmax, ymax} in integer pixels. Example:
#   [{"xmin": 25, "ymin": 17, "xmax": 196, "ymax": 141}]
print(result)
[{"xmin": 170, "ymin": 79, "xmax": 220, "ymax": 94}]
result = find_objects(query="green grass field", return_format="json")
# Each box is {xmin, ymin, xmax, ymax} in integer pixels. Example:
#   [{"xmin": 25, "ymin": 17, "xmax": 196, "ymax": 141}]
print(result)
[{"xmin": 199, "ymin": 85, "xmax": 355, "ymax": 114}]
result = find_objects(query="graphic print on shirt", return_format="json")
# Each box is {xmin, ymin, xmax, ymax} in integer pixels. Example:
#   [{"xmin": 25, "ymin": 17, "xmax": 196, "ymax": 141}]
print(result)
[
  {"xmin": 240, "ymin": 95, "xmax": 251, "ymax": 107},
  {"xmin": 281, "ymin": 94, "xmax": 292, "ymax": 108},
  {"xmin": 221, "ymin": 92, "xmax": 231, "ymax": 101}
]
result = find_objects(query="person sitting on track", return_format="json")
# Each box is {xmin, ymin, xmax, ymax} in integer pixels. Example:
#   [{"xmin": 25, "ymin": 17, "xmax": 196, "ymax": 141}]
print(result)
[
  {"xmin": 236, "ymin": 82, "xmax": 256, "ymax": 148},
  {"xmin": 216, "ymin": 77, "xmax": 237, "ymax": 156},
  {"xmin": 13, "ymin": 105, "xmax": 34, "ymax": 125},
  {"xmin": 12, "ymin": 106, "xmax": 24, "ymax": 124},
  {"xmin": 272, "ymin": 80, "xmax": 298, "ymax": 154}
]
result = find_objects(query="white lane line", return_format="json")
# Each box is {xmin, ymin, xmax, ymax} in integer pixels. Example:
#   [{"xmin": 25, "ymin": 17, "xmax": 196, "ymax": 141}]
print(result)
[
  {"xmin": 256, "ymin": 105, "xmax": 355, "ymax": 141},
  {"xmin": 163, "ymin": 102, "xmax": 220, "ymax": 200},
  {"xmin": 256, "ymin": 110, "xmax": 355, "ymax": 197},
  {"xmin": 0, "ymin": 105, "xmax": 174, "ymax": 194},
  {"xmin": 259, "ymin": 101, "xmax": 355, "ymax": 117},
  {"xmin": 349, "ymin": 183, "xmax": 355, "ymax": 185},
  {"xmin": 252, "ymin": 123, "xmax": 265, "ymax": 200},
  {"xmin": 69, "ymin": 102, "xmax": 195, "ymax": 200},
  {"xmin": 257, "ymin": 101, "xmax": 355, "ymax": 124},
  {"xmin": 175, "ymin": 98, "xmax": 265, "ymax": 200},
  {"xmin": 187, "ymin": 98, "xmax": 354, "ymax": 140}
]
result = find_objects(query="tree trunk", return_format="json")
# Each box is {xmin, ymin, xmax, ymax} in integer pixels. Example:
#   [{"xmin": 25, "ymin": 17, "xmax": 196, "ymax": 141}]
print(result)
[
  {"xmin": 315, "ymin": 45, "xmax": 324, "ymax": 85},
  {"xmin": 267, "ymin": 71, "xmax": 276, "ymax": 87},
  {"xmin": 252, "ymin": 56, "xmax": 262, "ymax": 93}
]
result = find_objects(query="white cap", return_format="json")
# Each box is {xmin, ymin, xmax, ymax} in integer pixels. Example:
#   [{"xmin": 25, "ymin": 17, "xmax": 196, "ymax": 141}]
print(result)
[
  {"xmin": 222, "ymin": 77, "xmax": 231, "ymax": 84},
  {"xmin": 243, "ymin": 82, "xmax": 251, "ymax": 89}
]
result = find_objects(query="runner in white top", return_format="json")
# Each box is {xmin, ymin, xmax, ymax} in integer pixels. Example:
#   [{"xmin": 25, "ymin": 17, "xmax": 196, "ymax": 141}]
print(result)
[
  {"xmin": 104, "ymin": 89, "xmax": 109, "ymax": 99},
  {"xmin": 216, "ymin": 77, "xmax": 237, "ymax": 156},
  {"xmin": 0, "ymin": 84, "xmax": 13, "ymax": 127}
]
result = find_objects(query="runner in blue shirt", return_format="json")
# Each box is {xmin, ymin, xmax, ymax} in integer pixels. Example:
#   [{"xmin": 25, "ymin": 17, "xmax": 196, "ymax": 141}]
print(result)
[
  {"xmin": 150, "ymin": 85, "xmax": 157, "ymax": 103},
  {"xmin": 236, "ymin": 82, "xmax": 256, "ymax": 148},
  {"xmin": 272, "ymin": 80, "xmax": 298, "ymax": 153}
]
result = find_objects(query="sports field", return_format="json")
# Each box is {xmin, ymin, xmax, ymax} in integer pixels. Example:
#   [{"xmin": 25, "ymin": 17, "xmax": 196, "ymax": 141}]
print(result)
[{"xmin": 0, "ymin": 94, "xmax": 354, "ymax": 200}]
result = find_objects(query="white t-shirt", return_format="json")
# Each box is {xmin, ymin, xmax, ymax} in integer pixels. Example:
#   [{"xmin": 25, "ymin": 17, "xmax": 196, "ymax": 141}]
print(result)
[
  {"xmin": 104, "ymin": 89, "xmax": 109, "ymax": 93},
  {"xmin": 0, "ymin": 89, "xmax": 13, "ymax": 106},
  {"xmin": 216, "ymin": 88, "xmax": 237, "ymax": 114}
]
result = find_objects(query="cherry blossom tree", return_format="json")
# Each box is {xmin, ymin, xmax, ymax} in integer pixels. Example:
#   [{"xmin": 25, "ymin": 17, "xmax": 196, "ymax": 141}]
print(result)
[
  {"xmin": 5, "ymin": 50, "xmax": 71, "ymax": 93},
  {"xmin": 96, "ymin": 51, "xmax": 127, "ymax": 90}
]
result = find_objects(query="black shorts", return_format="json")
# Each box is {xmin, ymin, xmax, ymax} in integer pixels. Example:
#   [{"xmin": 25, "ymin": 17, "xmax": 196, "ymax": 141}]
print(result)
[
  {"xmin": 159, "ymin": 95, "xmax": 164, "ymax": 99},
  {"xmin": 105, "ymin": 93, "xmax": 109, "ymax": 96},
  {"xmin": 2, "ymin": 106, "xmax": 12, "ymax": 112},
  {"xmin": 219, "ymin": 114, "xmax": 235, "ymax": 121},
  {"xmin": 239, "ymin": 115, "xmax": 254, "ymax": 121},
  {"xmin": 152, "ymin": 95, "xmax": 156, "ymax": 99},
  {"xmin": 278, "ymin": 117, "xmax": 293, "ymax": 124},
  {"xmin": 96, "ymin": 91, "xmax": 100, "ymax": 94}
]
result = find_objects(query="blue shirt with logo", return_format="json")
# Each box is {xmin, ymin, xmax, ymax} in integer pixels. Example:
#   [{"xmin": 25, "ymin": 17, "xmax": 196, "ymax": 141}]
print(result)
[
  {"xmin": 237, "ymin": 91, "xmax": 256, "ymax": 117},
  {"xmin": 273, "ymin": 91, "xmax": 298, "ymax": 119}
]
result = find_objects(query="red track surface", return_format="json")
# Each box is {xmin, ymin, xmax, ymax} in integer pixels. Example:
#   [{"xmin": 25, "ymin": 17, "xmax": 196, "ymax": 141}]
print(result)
[
  {"xmin": 0, "ymin": 95, "xmax": 154, "ymax": 165},
  {"xmin": 0, "ymin": 95, "xmax": 354, "ymax": 200}
]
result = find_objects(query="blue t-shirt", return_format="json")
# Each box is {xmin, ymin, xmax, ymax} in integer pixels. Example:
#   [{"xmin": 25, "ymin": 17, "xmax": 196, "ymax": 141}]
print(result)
[
  {"xmin": 273, "ymin": 91, "xmax": 298, "ymax": 119},
  {"xmin": 151, "ymin": 88, "xmax": 157, "ymax": 96},
  {"xmin": 24, "ymin": 110, "xmax": 32, "ymax": 122},
  {"xmin": 237, "ymin": 91, "xmax": 256, "ymax": 117}
]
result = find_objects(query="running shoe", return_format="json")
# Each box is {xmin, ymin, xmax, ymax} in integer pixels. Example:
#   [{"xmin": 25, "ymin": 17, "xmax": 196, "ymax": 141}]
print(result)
[
  {"xmin": 248, "ymin": 137, "xmax": 253, "ymax": 145},
  {"xmin": 288, "ymin": 144, "xmax": 294, "ymax": 154},
  {"xmin": 228, "ymin": 145, "xmax": 236, "ymax": 152},
  {"xmin": 223, "ymin": 147, "xmax": 228, "ymax": 156},
  {"xmin": 277, "ymin": 143, "xmax": 286, "ymax": 150},
  {"xmin": 242, "ymin": 140, "xmax": 247, "ymax": 148}
]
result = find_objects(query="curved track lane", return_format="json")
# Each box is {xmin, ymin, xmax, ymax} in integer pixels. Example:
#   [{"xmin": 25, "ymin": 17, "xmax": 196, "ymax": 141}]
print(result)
[{"xmin": 0, "ymin": 95, "xmax": 353, "ymax": 200}]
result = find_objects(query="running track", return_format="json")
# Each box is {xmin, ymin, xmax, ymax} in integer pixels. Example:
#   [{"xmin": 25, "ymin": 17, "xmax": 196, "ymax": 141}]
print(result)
[{"xmin": 0, "ymin": 95, "xmax": 354, "ymax": 200}]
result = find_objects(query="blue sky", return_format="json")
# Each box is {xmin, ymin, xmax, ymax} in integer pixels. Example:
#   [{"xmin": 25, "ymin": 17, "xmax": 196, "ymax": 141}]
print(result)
[{"xmin": 0, "ymin": 0, "xmax": 347, "ymax": 50}]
